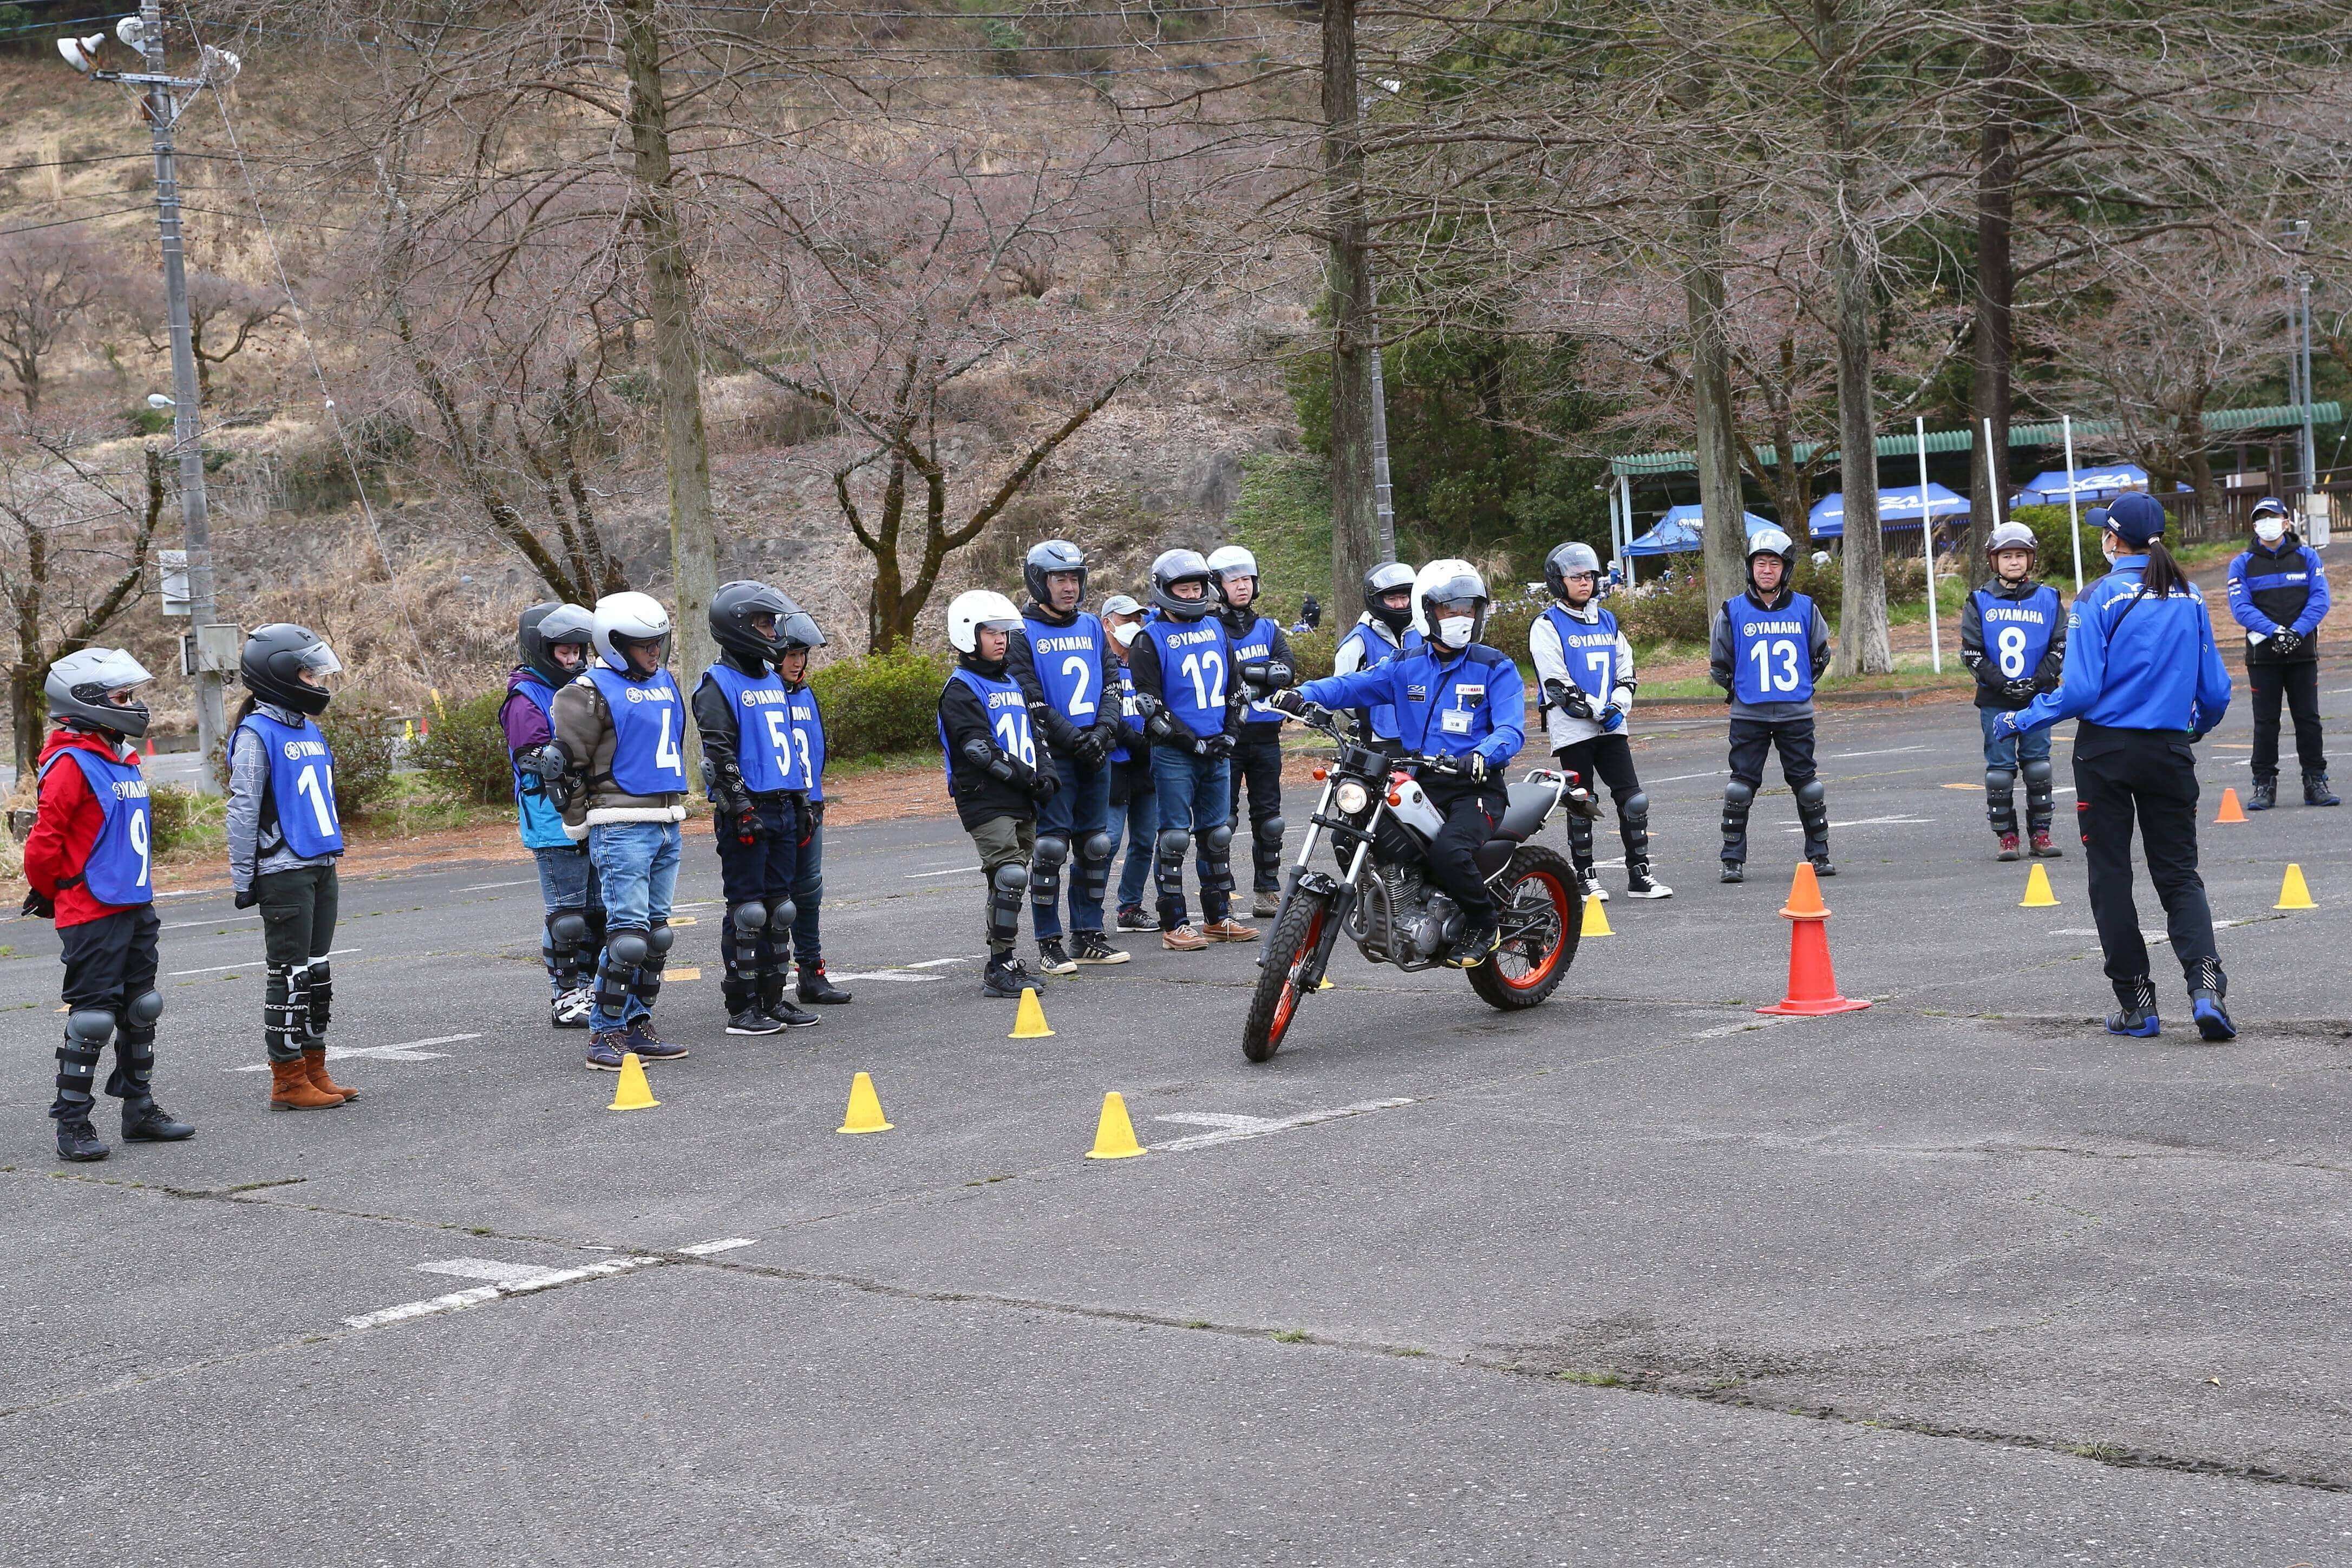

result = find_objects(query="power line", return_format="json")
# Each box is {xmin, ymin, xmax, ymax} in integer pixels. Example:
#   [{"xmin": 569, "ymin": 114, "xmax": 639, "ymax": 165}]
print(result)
[{"xmin": 0, "ymin": 205, "xmax": 153, "ymax": 239}]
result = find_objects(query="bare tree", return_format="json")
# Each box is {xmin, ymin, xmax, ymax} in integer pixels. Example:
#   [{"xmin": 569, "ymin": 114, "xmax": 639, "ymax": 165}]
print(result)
[
  {"xmin": 0, "ymin": 432, "xmax": 166, "ymax": 773},
  {"xmin": 140, "ymin": 270, "xmax": 287, "ymax": 405},
  {"xmin": 0, "ymin": 239, "xmax": 113, "ymax": 416}
]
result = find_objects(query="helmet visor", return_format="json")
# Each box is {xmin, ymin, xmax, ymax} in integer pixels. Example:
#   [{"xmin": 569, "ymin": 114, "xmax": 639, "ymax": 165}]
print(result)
[{"xmin": 294, "ymin": 643, "xmax": 342, "ymax": 686}]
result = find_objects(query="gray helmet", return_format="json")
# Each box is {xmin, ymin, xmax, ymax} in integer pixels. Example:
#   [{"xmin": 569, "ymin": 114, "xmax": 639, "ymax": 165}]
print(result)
[
  {"xmin": 1362, "ymin": 561, "xmax": 1416, "ymax": 632},
  {"xmin": 1985, "ymin": 521, "xmax": 2038, "ymax": 563},
  {"xmin": 779, "ymin": 611, "xmax": 825, "ymax": 654},
  {"xmin": 241, "ymin": 624, "xmax": 340, "ymax": 716},
  {"xmin": 1544, "ymin": 541, "xmax": 1604, "ymax": 600},
  {"xmin": 710, "ymin": 579, "xmax": 797, "ymax": 665},
  {"xmin": 519, "ymin": 600, "xmax": 593, "ymax": 688},
  {"xmin": 1149, "ymin": 548, "xmax": 1217, "ymax": 622},
  {"xmin": 45, "ymin": 646, "xmax": 153, "ymax": 739},
  {"xmin": 1745, "ymin": 527, "xmax": 1795, "ymax": 589},
  {"xmin": 1024, "ymin": 539, "xmax": 1087, "ymax": 609}
]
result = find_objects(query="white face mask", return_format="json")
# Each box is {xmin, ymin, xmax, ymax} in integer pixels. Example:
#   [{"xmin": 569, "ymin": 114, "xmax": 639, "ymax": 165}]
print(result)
[
  {"xmin": 2255, "ymin": 517, "xmax": 2288, "ymax": 544},
  {"xmin": 1436, "ymin": 615, "xmax": 1475, "ymax": 648}
]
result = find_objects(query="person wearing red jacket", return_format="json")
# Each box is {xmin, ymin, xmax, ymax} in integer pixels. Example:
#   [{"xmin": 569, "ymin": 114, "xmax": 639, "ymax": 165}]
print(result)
[{"xmin": 21, "ymin": 648, "xmax": 192, "ymax": 1162}]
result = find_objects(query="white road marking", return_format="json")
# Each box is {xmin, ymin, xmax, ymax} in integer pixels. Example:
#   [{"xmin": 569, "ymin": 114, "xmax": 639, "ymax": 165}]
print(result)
[
  {"xmin": 1689, "ymin": 1015, "xmax": 1792, "ymax": 1040},
  {"xmin": 822, "ymin": 971, "xmax": 939, "ymax": 983},
  {"xmin": 172, "ymin": 946, "xmax": 358, "ymax": 977},
  {"xmin": 676, "ymin": 1237, "xmax": 758, "ymax": 1256},
  {"xmin": 232, "ymin": 1033, "xmax": 481, "ymax": 1072},
  {"xmin": 1781, "ymin": 814, "xmax": 1931, "ymax": 831},
  {"xmin": 1151, "ymin": 1097, "xmax": 1416, "ymax": 1153},
  {"xmin": 2047, "ymin": 917, "xmax": 2263, "ymax": 942},
  {"xmin": 459, "ymin": 879, "xmax": 537, "ymax": 892},
  {"xmin": 1647, "ymin": 770, "xmax": 1727, "ymax": 785},
  {"xmin": 343, "ymin": 1256, "xmax": 655, "ymax": 1331},
  {"xmin": 1831, "ymin": 745, "xmax": 1931, "ymax": 759},
  {"xmin": 161, "ymin": 913, "xmax": 261, "ymax": 930},
  {"xmin": 903, "ymin": 865, "xmax": 981, "ymax": 879},
  {"xmin": 907, "ymin": 954, "xmax": 985, "ymax": 968},
  {"xmin": 413, "ymin": 1257, "xmax": 567, "ymax": 1287}
]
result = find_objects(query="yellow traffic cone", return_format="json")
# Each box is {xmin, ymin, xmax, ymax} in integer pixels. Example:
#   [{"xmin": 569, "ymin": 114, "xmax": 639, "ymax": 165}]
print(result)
[
  {"xmin": 1086, "ymin": 1090, "xmax": 1146, "ymax": 1159},
  {"xmin": 1010, "ymin": 986, "xmax": 1054, "ymax": 1039},
  {"xmin": 2019, "ymin": 863, "xmax": 2059, "ymax": 907},
  {"xmin": 837, "ymin": 1070, "xmax": 892, "ymax": 1133},
  {"xmin": 1580, "ymin": 892, "xmax": 1613, "ymax": 937},
  {"xmin": 606, "ymin": 1051, "xmax": 659, "ymax": 1111},
  {"xmin": 2275, "ymin": 863, "xmax": 2317, "ymax": 911}
]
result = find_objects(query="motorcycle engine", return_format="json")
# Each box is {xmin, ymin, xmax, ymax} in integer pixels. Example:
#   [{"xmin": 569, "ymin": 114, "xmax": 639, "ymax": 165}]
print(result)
[{"xmin": 1408, "ymin": 892, "xmax": 1462, "ymax": 961}]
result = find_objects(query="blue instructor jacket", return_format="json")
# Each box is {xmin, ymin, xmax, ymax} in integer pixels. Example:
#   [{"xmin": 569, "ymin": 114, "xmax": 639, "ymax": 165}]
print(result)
[
  {"xmin": 2010, "ymin": 556, "xmax": 2231, "ymax": 737},
  {"xmin": 1298, "ymin": 642, "xmax": 1525, "ymax": 768}
]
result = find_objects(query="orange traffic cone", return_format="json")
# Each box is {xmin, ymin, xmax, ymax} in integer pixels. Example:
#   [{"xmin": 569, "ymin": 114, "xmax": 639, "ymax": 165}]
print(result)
[
  {"xmin": 2214, "ymin": 787, "xmax": 2248, "ymax": 825},
  {"xmin": 1758, "ymin": 864, "xmax": 1871, "ymax": 1017}
]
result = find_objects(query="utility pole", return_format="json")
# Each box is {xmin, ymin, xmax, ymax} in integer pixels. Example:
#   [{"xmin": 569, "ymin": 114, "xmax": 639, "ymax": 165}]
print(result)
[
  {"xmin": 62, "ymin": 4, "xmax": 237, "ymax": 789},
  {"xmin": 2284, "ymin": 219, "xmax": 2317, "ymax": 501}
]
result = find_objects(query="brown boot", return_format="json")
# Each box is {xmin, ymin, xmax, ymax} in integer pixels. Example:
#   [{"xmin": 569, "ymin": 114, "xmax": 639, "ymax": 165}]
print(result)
[
  {"xmin": 303, "ymin": 1047, "xmax": 358, "ymax": 1103},
  {"xmin": 269, "ymin": 1056, "xmax": 344, "ymax": 1111}
]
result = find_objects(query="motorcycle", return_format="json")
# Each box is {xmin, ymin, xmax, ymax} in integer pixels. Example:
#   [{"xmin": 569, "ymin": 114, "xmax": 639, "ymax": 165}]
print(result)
[{"xmin": 1242, "ymin": 703, "xmax": 1590, "ymax": 1063}]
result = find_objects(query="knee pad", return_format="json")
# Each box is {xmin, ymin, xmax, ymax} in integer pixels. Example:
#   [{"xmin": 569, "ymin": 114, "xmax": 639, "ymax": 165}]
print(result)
[
  {"xmin": 992, "ymin": 862, "xmax": 1030, "ymax": 895},
  {"xmin": 1257, "ymin": 815, "xmax": 1285, "ymax": 842},
  {"xmin": 1032, "ymin": 834, "xmax": 1070, "ymax": 871},
  {"xmin": 1984, "ymin": 767, "xmax": 2016, "ymax": 795},
  {"xmin": 1155, "ymin": 829, "xmax": 1192, "ymax": 867},
  {"xmin": 607, "ymin": 929, "xmax": 651, "ymax": 970},
  {"xmin": 730, "ymin": 900, "xmax": 768, "ymax": 937},
  {"xmin": 2021, "ymin": 758, "xmax": 2054, "ymax": 789},
  {"xmin": 64, "ymin": 1008, "xmax": 116, "ymax": 1049},
  {"xmin": 646, "ymin": 923, "xmax": 675, "ymax": 961},
  {"xmin": 1721, "ymin": 778, "xmax": 1755, "ymax": 815},
  {"xmin": 125, "ymin": 990, "xmax": 164, "ymax": 1027},
  {"xmin": 1794, "ymin": 778, "xmax": 1826, "ymax": 812},
  {"xmin": 1079, "ymin": 831, "xmax": 1114, "ymax": 867},
  {"xmin": 765, "ymin": 900, "xmax": 796, "ymax": 938},
  {"xmin": 1203, "ymin": 823, "xmax": 1233, "ymax": 857},
  {"xmin": 548, "ymin": 909, "xmax": 590, "ymax": 954},
  {"xmin": 1619, "ymin": 790, "xmax": 1649, "ymax": 823}
]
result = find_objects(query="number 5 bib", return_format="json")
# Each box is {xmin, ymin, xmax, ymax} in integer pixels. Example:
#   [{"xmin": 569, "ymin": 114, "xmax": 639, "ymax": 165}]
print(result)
[{"xmin": 238, "ymin": 709, "xmax": 346, "ymax": 857}]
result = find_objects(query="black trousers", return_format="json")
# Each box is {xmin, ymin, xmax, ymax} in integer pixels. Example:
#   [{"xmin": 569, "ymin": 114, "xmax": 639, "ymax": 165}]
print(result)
[
  {"xmin": 2074, "ymin": 724, "xmax": 2219, "ymax": 989},
  {"xmin": 1422, "ymin": 775, "xmax": 1507, "ymax": 923},
  {"xmin": 1554, "ymin": 734, "xmax": 1642, "ymax": 861},
  {"xmin": 2249, "ymin": 658, "xmax": 2327, "ymax": 776},
  {"xmin": 714, "ymin": 795, "xmax": 803, "ymax": 1002},
  {"xmin": 54, "ymin": 906, "xmax": 162, "ymax": 1117},
  {"xmin": 1727, "ymin": 716, "xmax": 1818, "ymax": 790},
  {"xmin": 1228, "ymin": 733, "xmax": 1286, "ymax": 893},
  {"xmin": 257, "ymin": 863, "xmax": 339, "ymax": 1063}
]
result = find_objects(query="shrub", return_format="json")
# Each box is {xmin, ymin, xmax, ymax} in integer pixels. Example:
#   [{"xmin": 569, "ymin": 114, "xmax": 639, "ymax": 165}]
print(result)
[
  {"xmin": 316, "ymin": 691, "xmax": 402, "ymax": 819},
  {"xmin": 148, "ymin": 782, "xmax": 223, "ymax": 855},
  {"xmin": 1613, "ymin": 574, "xmax": 1713, "ymax": 646},
  {"xmin": 411, "ymin": 689, "xmax": 513, "ymax": 806},
  {"xmin": 811, "ymin": 649, "xmax": 953, "ymax": 762},
  {"xmin": 2013, "ymin": 504, "xmax": 2101, "ymax": 580},
  {"xmin": 1286, "ymin": 628, "xmax": 1335, "ymax": 682}
]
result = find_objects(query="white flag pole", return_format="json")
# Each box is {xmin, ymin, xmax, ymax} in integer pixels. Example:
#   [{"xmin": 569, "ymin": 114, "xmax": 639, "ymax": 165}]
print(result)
[
  {"xmin": 1920, "ymin": 417, "xmax": 1940, "ymax": 674},
  {"xmin": 2061, "ymin": 414, "xmax": 2084, "ymax": 594}
]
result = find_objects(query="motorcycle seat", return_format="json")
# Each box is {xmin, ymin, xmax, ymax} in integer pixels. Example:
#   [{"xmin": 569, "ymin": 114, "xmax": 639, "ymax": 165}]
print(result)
[{"xmin": 1493, "ymin": 780, "xmax": 1558, "ymax": 842}]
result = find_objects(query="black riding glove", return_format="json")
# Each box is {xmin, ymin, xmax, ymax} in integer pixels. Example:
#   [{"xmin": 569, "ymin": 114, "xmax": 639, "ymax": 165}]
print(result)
[
  {"xmin": 234, "ymin": 886, "xmax": 259, "ymax": 910},
  {"xmin": 21, "ymin": 888, "xmax": 55, "ymax": 920}
]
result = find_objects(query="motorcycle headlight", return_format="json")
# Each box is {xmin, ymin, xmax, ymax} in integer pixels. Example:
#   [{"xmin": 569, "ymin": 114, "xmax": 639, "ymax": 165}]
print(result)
[{"xmin": 1334, "ymin": 779, "xmax": 1370, "ymax": 815}]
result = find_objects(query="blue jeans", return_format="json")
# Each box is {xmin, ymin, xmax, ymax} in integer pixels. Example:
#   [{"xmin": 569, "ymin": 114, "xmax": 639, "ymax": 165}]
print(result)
[
  {"xmin": 532, "ymin": 845, "xmax": 602, "ymax": 998},
  {"xmin": 587, "ymin": 819, "xmax": 681, "ymax": 1030},
  {"xmin": 1150, "ymin": 746, "xmax": 1232, "ymax": 926},
  {"xmin": 1107, "ymin": 775, "xmax": 1157, "ymax": 912},
  {"xmin": 1981, "ymin": 705, "xmax": 2052, "ymax": 771},
  {"xmin": 1031, "ymin": 756, "xmax": 1112, "ymax": 938},
  {"xmin": 792, "ymin": 812, "xmax": 825, "ymax": 969}
]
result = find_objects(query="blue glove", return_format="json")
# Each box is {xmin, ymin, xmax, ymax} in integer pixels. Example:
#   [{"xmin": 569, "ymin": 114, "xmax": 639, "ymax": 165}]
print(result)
[
  {"xmin": 1596, "ymin": 703, "xmax": 1625, "ymax": 732},
  {"xmin": 1991, "ymin": 710, "xmax": 2022, "ymax": 740}
]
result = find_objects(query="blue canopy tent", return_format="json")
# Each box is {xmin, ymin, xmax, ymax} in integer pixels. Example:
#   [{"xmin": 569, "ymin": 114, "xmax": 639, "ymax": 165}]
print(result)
[
  {"xmin": 1623, "ymin": 504, "xmax": 1776, "ymax": 557},
  {"xmin": 1808, "ymin": 483, "xmax": 1970, "ymax": 538},
  {"xmin": 2009, "ymin": 465, "xmax": 2189, "ymax": 506}
]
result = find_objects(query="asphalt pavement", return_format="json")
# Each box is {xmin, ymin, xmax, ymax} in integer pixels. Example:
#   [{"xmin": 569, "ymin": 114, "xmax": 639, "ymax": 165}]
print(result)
[{"xmin": 4, "ymin": 687, "xmax": 2351, "ymax": 1566}]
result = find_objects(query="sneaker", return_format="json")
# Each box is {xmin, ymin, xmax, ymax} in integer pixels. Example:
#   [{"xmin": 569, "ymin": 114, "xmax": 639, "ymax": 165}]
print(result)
[
  {"xmin": 1072, "ymin": 930, "xmax": 1131, "ymax": 965},
  {"xmin": 1624, "ymin": 861, "xmax": 1672, "ymax": 899},
  {"xmin": 1252, "ymin": 891, "xmax": 1282, "ymax": 919},
  {"xmin": 2248, "ymin": 774, "xmax": 2278, "ymax": 811},
  {"xmin": 1809, "ymin": 856, "xmax": 1837, "ymax": 878},
  {"xmin": 1161, "ymin": 923, "xmax": 1209, "ymax": 952},
  {"xmin": 1445, "ymin": 920, "xmax": 1501, "ymax": 969},
  {"xmin": 1720, "ymin": 862, "xmax": 1745, "ymax": 885},
  {"xmin": 796, "ymin": 966, "xmax": 854, "ymax": 1005},
  {"xmin": 726, "ymin": 1009, "xmax": 785, "ymax": 1036},
  {"xmin": 121, "ymin": 1101, "xmax": 194, "ymax": 1141},
  {"xmin": 1575, "ymin": 867, "xmax": 1609, "ymax": 903},
  {"xmin": 624, "ymin": 1021, "xmax": 689, "ymax": 1061},
  {"xmin": 767, "ymin": 994, "xmax": 821, "ymax": 1029},
  {"xmin": 56, "ymin": 1115, "xmax": 108, "ymax": 1162},
  {"xmin": 2105, "ymin": 979, "xmax": 2160, "ymax": 1039},
  {"xmin": 982, "ymin": 955, "xmax": 1038, "ymax": 998},
  {"xmin": 585, "ymin": 1030, "xmax": 630, "ymax": 1071},
  {"xmin": 2304, "ymin": 770, "xmax": 2340, "ymax": 807},
  {"xmin": 1115, "ymin": 906, "xmax": 1156, "ymax": 933},
  {"xmin": 2029, "ymin": 828, "xmax": 2064, "ymax": 858},
  {"xmin": 2191, "ymin": 992, "xmax": 2236, "ymax": 1042},
  {"xmin": 1996, "ymin": 832, "xmax": 2021, "ymax": 862},
  {"xmin": 1201, "ymin": 917, "xmax": 1260, "ymax": 943},
  {"xmin": 1035, "ymin": 938, "xmax": 1078, "ymax": 976},
  {"xmin": 551, "ymin": 987, "xmax": 593, "ymax": 1029}
]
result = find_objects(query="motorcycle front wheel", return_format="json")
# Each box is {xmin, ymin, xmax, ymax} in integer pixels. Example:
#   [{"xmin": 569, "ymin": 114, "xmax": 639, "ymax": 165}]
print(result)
[
  {"xmin": 1467, "ymin": 843, "xmax": 1579, "ymax": 1010},
  {"xmin": 1242, "ymin": 890, "xmax": 1329, "ymax": 1063}
]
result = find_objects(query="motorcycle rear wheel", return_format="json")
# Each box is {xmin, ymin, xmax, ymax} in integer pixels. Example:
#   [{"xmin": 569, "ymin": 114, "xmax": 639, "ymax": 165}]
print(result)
[{"xmin": 1467, "ymin": 844, "xmax": 1578, "ymax": 1010}]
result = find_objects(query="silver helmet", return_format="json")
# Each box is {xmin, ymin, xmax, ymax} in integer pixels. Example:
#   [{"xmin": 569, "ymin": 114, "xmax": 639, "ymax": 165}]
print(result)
[
  {"xmin": 1149, "ymin": 549, "xmax": 1218, "ymax": 622},
  {"xmin": 45, "ymin": 646, "xmax": 154, "ymax": 738}
]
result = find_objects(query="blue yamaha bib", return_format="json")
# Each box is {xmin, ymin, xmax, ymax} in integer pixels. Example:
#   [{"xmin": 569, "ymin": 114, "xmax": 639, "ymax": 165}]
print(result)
[
  {"xmin": 1338, "ymin": 621, "xmax": 1409, "ymax": 739},
  {"xmin": 239, "ymin": 709, "xmax": 344, "ymax": 857},
  {"xmin": 702, "ymin": 662, "xmax": 802, "ymax": 794},
  {"xmin": 1544, "ymin": 606, "xmax": 1622, "ymax": 699},
  {"xmin": 1972, "ymin": 585, "xmax": 2060, "ymax": 681},
  {"xmin": 1021, "ymin": 613, "xmax": 1106, "ymax": 724},
  {"xmin": 585, "ymin": 666, "xmax": 688, "ymax": 795},
  {"xmin": 1230, "ymin": 613, "xmax": 1285, "ymax": 722},
  {"xmin": 41, "ymin": 747, "xmax": 152, "ymax": 904},
  {"xmin": 786, "ymin": 687, "xmax": 827, "ymax": 803},
  {"xmin": 1141, "ymin": 617, "xmax": 1231, "ymax": 738},
  {"xmin": 507, "ymin": 676, "xmax": 572, "ymax": 850},
  {"xmin": 1728, "ymin": 593, "xmax": 1817, "ymax": 705},
  {"xmin": 1109, "ymin": 663, "xmax": 1141, "ymax": 765},
  {"xmin": 937, "ymin": 667, "xmax": 1035, "ymax": 795}
]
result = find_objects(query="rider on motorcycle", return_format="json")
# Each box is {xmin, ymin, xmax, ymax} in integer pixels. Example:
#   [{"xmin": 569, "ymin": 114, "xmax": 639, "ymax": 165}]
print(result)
[{"xmin": 1272, "ymin": 560, "xmax": 1525, "ymax": 966}]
